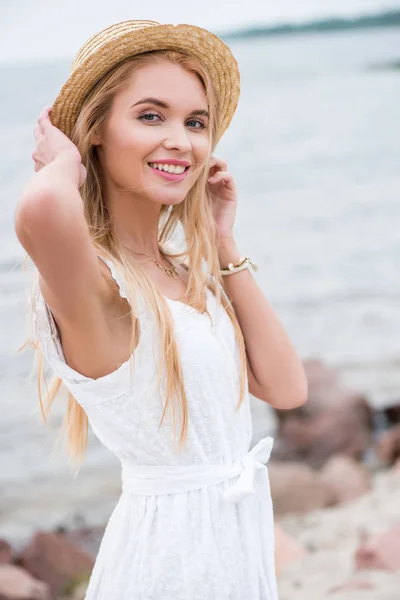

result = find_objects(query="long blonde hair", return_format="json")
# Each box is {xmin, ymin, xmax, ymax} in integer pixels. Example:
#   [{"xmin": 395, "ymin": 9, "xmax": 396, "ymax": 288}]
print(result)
[{"xmin": 20, "ymin": 50, "xmax": 247, "ymax": 467}]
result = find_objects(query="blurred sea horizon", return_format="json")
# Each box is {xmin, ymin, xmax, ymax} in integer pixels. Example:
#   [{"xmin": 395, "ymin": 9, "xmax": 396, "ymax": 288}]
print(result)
[
  {"xmin": 221, "ymin": 7, "xmax": 400, "ymax": 40},
  {"xmin": 1, "ymin": 23, "xmax": 400, "ymax": 543}
]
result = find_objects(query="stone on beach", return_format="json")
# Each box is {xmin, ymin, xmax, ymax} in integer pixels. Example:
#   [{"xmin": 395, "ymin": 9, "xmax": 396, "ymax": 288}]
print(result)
[
  {"xmin": 62, "ymin": 526, "xmax": 104, "ymax": 560},
  {"xmin": 318, "ymin": 454, "xmax": 371, "ymax": 504},
  {"xmin": 0, "ymin": 563, "xmax": 51, "ymax": 599},
  {"xmin": 268, "ymin": 454, "xmax": 370, "ymax": 517},
  {"xmin": 18, "ymin": 531, "xmax": 94, "ymax": 597},
  {"xmin": 273, "ymin": 359, "xmax": 374, "ymax": 468},
  {"xmin": 269, "ymin": 461, "xmax": 334, "ymax": 516},
  {"xmin": 0, "ymin": 539, "xmax": 13, "ymax": 564}
]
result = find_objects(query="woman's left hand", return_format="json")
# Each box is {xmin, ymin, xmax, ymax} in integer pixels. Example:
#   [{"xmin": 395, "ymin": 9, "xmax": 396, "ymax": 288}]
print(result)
[{"xmin": 207, "ymin": 157, "xmax": 237, "ymax": 241}]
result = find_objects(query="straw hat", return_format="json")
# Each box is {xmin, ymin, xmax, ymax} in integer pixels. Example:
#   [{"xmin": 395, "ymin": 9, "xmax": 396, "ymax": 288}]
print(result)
[{"xmin": 51, "ymin": 20, "xmax": 240, "ymax": 142}]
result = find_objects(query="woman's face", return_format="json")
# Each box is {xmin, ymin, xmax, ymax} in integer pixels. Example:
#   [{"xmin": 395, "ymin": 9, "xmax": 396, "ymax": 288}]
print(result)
[{"xmin": 95, "ymin": 59, "xmax": 211, "ymax": 207}]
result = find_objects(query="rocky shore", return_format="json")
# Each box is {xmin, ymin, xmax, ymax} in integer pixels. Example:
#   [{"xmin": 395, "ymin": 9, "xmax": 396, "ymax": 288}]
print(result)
[
  {"xmin": 277, "ymin": 466, "xmax": 400, "ymax": 599},
  {"xmin": 1, "ymin": 359, "xmax": 400, "ymax": 599},
  {"xmin": 274, "ymin": 360, "xmax": 400, "ymax": 599}
]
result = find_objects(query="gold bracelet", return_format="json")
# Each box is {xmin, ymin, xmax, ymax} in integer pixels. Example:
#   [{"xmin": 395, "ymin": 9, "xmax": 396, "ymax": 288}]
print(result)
[{"xmin": 220, "ymin": 256, "xmax": 258, "ymax": 276}]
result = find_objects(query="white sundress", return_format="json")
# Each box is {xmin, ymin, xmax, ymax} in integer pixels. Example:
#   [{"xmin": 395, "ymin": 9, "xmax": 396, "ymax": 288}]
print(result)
[{"xmin": 31, "ymin": 256, "xmax": 278, "ymax": 600}]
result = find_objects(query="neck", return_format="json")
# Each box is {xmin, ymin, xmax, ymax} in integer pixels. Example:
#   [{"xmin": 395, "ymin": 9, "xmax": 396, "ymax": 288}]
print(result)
[{"xmin": 105, "ymin": 183, "xmax": 163, "ymax": 258}]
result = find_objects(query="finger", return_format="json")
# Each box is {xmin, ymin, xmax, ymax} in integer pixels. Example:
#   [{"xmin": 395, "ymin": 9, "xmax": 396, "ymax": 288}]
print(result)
[
  {"xmin": 38, "ymin": 106, "xmax": 52, "ymax": 129},
  {"xmin": 38, "ymin": 114, "xmax": 50, "ymax": 130},
  {"xmin": 32, "ymin": 151, "xmax": 43, "ymax": 164},
  {"xmin": 209, "ymin": 157, "xmax": 228, "ymax": 171},
  {"xmin": 218, "ymin": 159, "xmax": 228, "ymax": 171},
  {"xmin": 32, "ymin": 147, "xmax": 45, "ymax": 161},
  {"xmin": 208, "ymin": 170, "xmax": 231, "ymax": 183},
  {"xmin": 33, "ymin": 125, "xmax": 43, "ymax": 141},
  {"xmin": 208, "ymin": 171, "xmax": 236, "ymax": 191},
  {"xmin": 40, "ymin": 105, "xmax": 52, "ymax": 118},
  {"xmin": 209, "ymin": 156, "xmax": 228, "ymax": 171},
  {"xmin": 33, "ymin": 159, "xmax": 43, "ymax": 172}
]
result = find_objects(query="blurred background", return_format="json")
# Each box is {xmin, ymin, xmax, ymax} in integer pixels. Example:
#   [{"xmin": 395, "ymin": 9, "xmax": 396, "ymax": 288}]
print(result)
[{"xmin": 1, "ymin": 1, "xmax": 400, "ymax": 598}]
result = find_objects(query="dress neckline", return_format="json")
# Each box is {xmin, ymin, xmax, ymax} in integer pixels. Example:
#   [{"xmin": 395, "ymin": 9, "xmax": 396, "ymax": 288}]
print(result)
[
  {"xmin": 164, "ymin": 289, "xmax": 214, "ymax": 316},
  {"xmin": 99, "ymin": 254, "xmax": 212, "ymax": 316},
  {"xmin": 162, "ymin": 258, "xmax": 215, "ymax": 315}
]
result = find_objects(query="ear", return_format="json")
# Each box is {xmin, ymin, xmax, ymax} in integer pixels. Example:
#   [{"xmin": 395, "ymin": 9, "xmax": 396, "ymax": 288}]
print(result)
[{"xmin": 91, "ymin": 132, "xmax": 101, "ymax": 146}]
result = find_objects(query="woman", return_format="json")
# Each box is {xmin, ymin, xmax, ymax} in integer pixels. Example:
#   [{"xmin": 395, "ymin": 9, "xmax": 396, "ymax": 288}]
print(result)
[{"xmin": 15, "ymin": 20, "xmax": 307, "ymax": 600}]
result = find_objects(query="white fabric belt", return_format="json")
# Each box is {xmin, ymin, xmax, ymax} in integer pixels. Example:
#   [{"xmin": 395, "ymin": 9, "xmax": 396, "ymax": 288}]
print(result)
[{"xmin": 121, "ymin": 436, "xmax": 274, "ymax": 504}]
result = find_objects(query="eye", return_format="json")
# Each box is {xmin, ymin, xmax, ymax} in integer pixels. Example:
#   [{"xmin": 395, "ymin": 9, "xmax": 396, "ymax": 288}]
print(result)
[
  {"xmin": 138, "ymin": 112, "xmax": 161, "ymax": 123},
  {"xmin": 187, "ymin": 118, "xmax": 206, "ymax": 129},
  {"xmin": 138, "ymin": 111, "xmax": 206, "ymax": 129}
]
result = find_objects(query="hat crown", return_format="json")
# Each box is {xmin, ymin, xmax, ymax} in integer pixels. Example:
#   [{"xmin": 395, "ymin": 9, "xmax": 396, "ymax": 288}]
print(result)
[
  {"xmin": 72, "ymin": 20, "xmax": 161, "ymax": 72},
  {"xmin": 52, "ymin": 20, "xmax": 240, "ymax": 143}
]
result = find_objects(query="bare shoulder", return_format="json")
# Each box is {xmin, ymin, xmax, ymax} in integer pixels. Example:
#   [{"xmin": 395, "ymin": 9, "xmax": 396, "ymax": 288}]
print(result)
[{"xmin": 15, "ymin": 180, "xmax": 136, "ymax": 379}]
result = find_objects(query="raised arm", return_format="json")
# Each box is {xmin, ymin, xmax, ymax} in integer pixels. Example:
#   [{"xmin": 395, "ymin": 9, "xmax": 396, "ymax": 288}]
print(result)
[{"xmin": 14, "ymin": 107, "xmax": 109, "ymax": 328}]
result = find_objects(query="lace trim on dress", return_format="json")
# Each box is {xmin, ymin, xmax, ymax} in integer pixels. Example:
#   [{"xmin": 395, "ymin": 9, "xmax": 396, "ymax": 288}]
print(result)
[
  {"xmin": 98, "ymin": 255, "xmax": 130, "ymax": 300},
  {"xmin": 29, "ymin": 257, "xmax": 143, "ymax": 404}
]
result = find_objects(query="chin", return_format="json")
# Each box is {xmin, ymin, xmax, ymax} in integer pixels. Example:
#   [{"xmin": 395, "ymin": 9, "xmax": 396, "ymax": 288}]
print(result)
[{"xmin": 152, "ymin": 191, "xmax": 188, "ymax": 207}]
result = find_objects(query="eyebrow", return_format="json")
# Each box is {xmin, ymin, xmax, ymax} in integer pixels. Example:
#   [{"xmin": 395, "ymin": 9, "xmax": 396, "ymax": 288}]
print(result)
[{"xmin": 131, "ymin": 97, "xmax": 209, "ymax": 118}]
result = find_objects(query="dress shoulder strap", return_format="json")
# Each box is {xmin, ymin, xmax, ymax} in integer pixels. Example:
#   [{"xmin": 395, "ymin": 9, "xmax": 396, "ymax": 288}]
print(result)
[
  {"xmin": 98, "ymin": 255, "xmax": 129, "ymax": 300},
  {"xmin": 97, "ymin": 255, "xmax": 147, "ymax": 317}
]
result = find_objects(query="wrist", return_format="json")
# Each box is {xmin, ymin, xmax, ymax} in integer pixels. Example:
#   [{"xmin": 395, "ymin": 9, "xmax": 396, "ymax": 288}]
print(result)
[
  {"xmin": 55, "ymin": 147, "xmax": 82, "ymax": 165},
  {"xmin": 52, "ymin": 150, "xmax": 84, "ymax": 188},
  {"xmin": 218, "ymin": 238, "xmax": 241, "ymax": 269}
]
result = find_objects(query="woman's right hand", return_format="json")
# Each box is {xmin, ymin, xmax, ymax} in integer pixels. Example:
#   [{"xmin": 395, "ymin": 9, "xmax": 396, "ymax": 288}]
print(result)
[{"xmin": 32, "ymin": 105, "xmax": 87, "ymax": 187}]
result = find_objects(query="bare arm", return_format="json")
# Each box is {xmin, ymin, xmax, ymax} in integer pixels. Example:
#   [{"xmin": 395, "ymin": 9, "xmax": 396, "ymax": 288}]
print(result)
[
  {"xmin": 218, "ymin": 239, "xmax": 308, "ymax": 410},
  {"xmin": 14, "ymin": 108, "xmax": 107, "ymax": 327}
]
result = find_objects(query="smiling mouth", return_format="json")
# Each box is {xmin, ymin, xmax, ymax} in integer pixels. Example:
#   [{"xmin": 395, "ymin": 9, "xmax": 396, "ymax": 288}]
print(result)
[
  {"xmin": 147, "ymin": 162, "xmax": 190, "ymax": 174},
  {"xmin": 147, "ymin": 163, "xmax": 190, "ymax": 181}
]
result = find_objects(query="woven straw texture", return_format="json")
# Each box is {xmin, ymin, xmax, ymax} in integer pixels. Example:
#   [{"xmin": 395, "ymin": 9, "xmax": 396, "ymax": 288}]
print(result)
[{"xmin": 51, "ymin": 20, "xmax": 240, "ymax": 142}]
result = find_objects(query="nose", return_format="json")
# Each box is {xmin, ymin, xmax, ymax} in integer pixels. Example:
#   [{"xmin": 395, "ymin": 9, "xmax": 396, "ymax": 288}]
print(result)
[{"xmin": 162, "ymin": 122, "xmax": 192, "ymax": 154}]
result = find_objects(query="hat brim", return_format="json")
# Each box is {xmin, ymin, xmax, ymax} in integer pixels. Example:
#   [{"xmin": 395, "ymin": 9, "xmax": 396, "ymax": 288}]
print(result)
[{"xmin": 51, "ymin": 22, "xmax": 240, "ymax": 142}]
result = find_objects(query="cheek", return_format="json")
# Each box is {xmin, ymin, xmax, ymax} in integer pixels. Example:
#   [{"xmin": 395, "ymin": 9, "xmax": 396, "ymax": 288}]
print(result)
[
  {"xmin": 106, "ymin": 129, "xmax": 151, "ymax": 172},
  {"xmin": 192, "ymin": 136, "xmax": 211, "ymax": 173},
  {"xmin": 114, "ymin": 128, "xmax": 145, "ymax": 154},
  {"xmin": 194, "ymin": 134, "xmax": 211, "ymax": 159}
]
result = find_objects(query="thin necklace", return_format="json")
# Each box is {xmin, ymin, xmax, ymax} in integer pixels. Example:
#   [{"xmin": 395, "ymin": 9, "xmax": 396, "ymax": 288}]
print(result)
[{"xmin": 131, "ymin": 249, "xmax": 180, "ymax": 279}]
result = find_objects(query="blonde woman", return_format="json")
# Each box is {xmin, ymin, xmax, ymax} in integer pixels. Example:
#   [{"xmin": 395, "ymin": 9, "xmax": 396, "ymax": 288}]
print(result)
[{"xmin": 15, "ymin": 20, "xmax": 307, "ymax": 600}]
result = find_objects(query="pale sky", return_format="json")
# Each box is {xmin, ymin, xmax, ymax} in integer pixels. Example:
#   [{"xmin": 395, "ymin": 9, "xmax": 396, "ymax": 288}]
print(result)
[{"xmin": 1, "ymin": 0, "xmax": 397, "ymax": 63}]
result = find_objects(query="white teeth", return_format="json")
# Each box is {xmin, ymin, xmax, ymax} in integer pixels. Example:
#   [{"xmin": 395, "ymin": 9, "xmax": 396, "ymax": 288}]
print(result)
[{"xmin": 149, "ymin": 162, "xmax": 186, "ymax": 174}]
